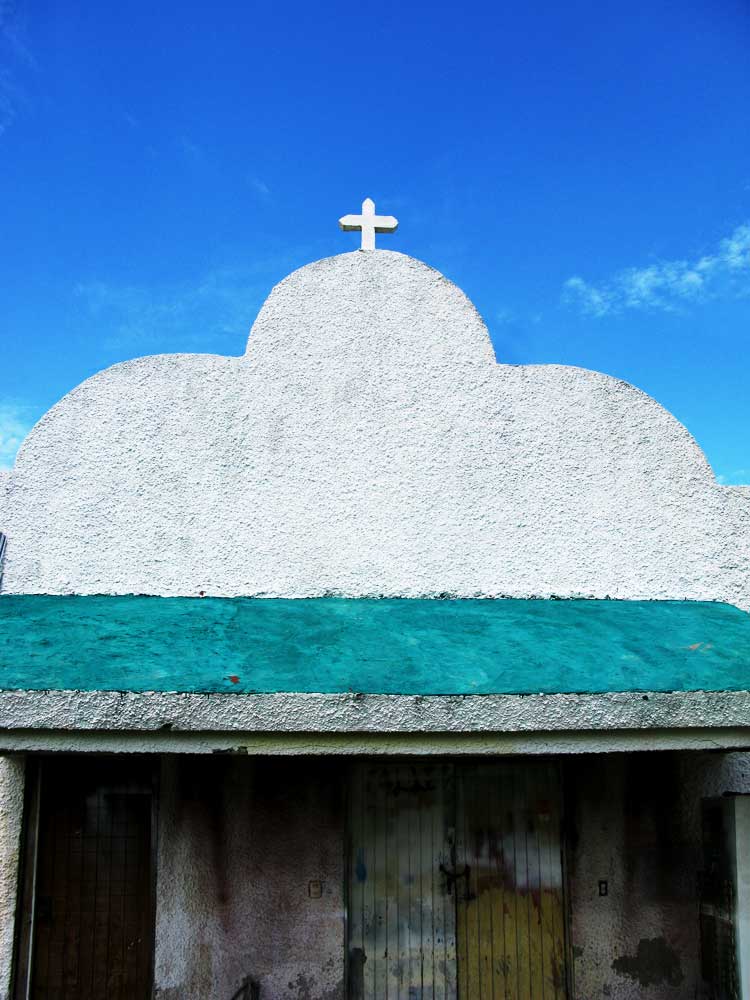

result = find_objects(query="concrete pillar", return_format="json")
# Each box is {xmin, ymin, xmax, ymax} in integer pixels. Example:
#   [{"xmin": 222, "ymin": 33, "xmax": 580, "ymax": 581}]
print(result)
[{"xmin": 0, "ymin": 755, "xmax": 25, "ymax": 1000}]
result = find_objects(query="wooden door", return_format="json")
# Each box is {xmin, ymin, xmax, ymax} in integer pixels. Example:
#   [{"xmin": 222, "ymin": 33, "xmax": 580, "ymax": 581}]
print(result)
[
  {"xmin": 455, "ymin": 762, "xmax": 566, "ymax": 1000},
  {"xmin": 18, "ymin": 758, "xmax": 155, "ymax": 1000},
  {"xmin": 348, "ymin": 763, "xmax": 458, "ymax": 1000},
  {"xmin": 348, "ymin": 761, "xmax": 566, "ymax": 1000}
]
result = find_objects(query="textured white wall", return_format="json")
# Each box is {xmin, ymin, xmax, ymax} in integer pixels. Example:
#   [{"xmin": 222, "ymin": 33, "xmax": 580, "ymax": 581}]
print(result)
[
  {"xmin": 0, "ymin": 756, "xmax": 24, "ymax": 1000},
  {"xmin": 1, "ymin": 250, "xmax": 747, "ymax": 607}
]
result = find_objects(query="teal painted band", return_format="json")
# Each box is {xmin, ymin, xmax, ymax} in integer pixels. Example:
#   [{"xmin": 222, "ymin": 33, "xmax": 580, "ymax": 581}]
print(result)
[{"xmin": 1, "ymin": 595, "xmax": 749, "ymax": 696}]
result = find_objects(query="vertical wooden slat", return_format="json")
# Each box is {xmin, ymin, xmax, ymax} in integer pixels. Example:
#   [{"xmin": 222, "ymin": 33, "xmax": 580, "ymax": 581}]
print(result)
[
  {"xmin": 396, "ymin": 764, "xmax": 417, "ymax": 1000},
  {"xmin": 363, "ymin": 769, "xmax": 377, "ymax": 1000},
  {"xmin": 502, "ymin": 763, "xmax": 520, "ymax": 1000},
  {"xmin": 409, "ymin": 767, "xmax": 422, "ymax": 999},
  {"xmin": 491, "ymin": 763, "xmax": 511, "ymax": 1000},
  {"xmin": 516, "ymin": 764, "xmax": 533, "ymax": 1000},
  {"xmin": 454, "ymin": 767, "xmax": 467, "ymax": 1000},
  {"xmin": 373, "ymin": 767, "xmax": 388, "ymax": 1000},
  {"xmin": 384, "ymin": 768, "xmax": 400, "ymax": 1000},
  {"xmin": 482, "ymin": 765, "xmax": 499, "ymax": 1000},
  {"xmin": 419, "ymin": 768, "xmax": 434, "ymax": 1000},
  {"xmin": 526, "ymin": 765, "xmax": 545, "ymax": 1000},
  {"xmin": 348, "ymin": 765, "xmax": 364, "ymax": 997},
  {"xmin": 537, "ymin": 764, "xmax": 554, "ymax": 998},
  {"xmin": 547, "ymin": 764, "xmax": 567, "ymax": 999},
  {"xmin": 443, "ymin": 765, "xmax": 458, "ymax": 1000}
]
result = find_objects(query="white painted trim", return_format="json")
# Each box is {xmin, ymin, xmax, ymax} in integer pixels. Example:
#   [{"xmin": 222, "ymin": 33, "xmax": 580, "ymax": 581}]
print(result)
[{"xmin": 2, "ymin": 728, "xmax": 750, "ymax": 756}]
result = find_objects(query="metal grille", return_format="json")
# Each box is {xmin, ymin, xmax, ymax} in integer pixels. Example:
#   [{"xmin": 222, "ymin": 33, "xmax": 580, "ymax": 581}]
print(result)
[{"xmin": 24, "ymin": 758, "xmax": 154, "ymax": 1000}]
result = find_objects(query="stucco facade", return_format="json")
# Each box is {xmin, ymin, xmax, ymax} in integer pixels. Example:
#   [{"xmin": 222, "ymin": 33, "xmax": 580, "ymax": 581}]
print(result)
[
  {"xmin": 1, "ymin": 249, "xmax": 749, "ymax": 1000},
  {"xmin": 1, "ymin": 251, "xmax": 747, "ymax": 607}
]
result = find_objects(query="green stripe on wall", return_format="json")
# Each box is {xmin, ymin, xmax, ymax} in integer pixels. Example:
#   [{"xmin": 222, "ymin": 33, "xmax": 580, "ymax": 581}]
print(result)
[{"xmin": 1, "ymin": 595, "xmax": 749, "ymax": 696}]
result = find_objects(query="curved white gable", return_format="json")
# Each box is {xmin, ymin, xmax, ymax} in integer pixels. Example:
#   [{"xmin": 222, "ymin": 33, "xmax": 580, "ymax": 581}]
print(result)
[{"xmin": 1, "ymin": 250, "xmax": 748, "ymax": 606}]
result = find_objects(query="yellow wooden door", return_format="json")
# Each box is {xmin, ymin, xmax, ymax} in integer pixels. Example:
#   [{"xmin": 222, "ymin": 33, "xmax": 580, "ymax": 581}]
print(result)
[
  {"xmin": 348, "ymin": 761, "xmax": 566, "ymax": 1000},
  {"xmin": 455, "ymin": 762, "xmax": 567, "ymax": 1000}
]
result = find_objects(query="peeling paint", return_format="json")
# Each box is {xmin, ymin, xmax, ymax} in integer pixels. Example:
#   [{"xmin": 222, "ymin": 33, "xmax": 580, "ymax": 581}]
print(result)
[
  {"xmin": 287, "ymin": 971, "xmax": 342, "ymax": 1000},
  {"xmin": 612, "ymin": 936, "xmax": 684, "ymax": 987}
]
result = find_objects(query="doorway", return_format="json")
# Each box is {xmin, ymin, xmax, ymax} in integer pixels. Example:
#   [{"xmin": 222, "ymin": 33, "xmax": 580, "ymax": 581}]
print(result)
[
  {"xmin": 347, "ymin": 760, "xmax": 567, "ymax": 999},
  {"xmin": 14, "ymin": 757, "xmax": 156, "ymax": 1000}
]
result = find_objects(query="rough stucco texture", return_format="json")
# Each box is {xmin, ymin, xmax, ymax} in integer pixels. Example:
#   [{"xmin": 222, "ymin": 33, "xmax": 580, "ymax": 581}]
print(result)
[
  {"xmin": 154, "ymin": 756, "xmax": 345, "ymax": 1000},
  {"xmin": 0, "ymin": 755, "xmax": 24, "ymax": 1000},
  {"xmin": 0, "ymin": 250, "xmax": 747, "ymax": 607}
]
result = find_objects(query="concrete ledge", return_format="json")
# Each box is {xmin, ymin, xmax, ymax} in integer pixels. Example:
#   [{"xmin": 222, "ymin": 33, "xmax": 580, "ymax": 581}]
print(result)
[
  {"xmin": 0, "ymin": 687, "xmax": 749, "ymax": 753},
  {"xmin": 1, "ymin": 727, "xmax": 750, "ymax": 755}
]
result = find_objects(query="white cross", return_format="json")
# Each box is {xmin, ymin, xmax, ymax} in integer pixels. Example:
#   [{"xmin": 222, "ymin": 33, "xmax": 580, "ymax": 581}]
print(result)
[{"xmin": 339, "ymin": 197, "xmax": 398, "ymax": 251}]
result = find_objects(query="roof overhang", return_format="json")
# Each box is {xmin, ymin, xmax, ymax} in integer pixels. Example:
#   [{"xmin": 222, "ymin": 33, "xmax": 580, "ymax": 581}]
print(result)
[{"xmin": 2, "ymin": 596, "xmax": 750, "ymax": 755}]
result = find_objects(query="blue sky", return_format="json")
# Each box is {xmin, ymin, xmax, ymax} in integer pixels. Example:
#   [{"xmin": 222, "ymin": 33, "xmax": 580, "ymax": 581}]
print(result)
[{"xmin": 1, "ymin": 0, "xmax": 749, "ymax": 482}]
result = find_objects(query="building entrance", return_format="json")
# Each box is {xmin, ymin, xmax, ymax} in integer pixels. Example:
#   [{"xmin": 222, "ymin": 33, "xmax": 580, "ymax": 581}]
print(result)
[
  {"xmin": 348, "ymin": 761, "xmax": 567, "ymax": 1000},
  {"xmin": 14, "ymin": 757, "xmax": 155, "ymax": 1000}
]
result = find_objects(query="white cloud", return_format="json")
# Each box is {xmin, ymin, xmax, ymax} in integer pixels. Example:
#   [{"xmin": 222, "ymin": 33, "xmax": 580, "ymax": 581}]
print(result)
[
  {"xmin": 0, "ymin": 402, "xmax": 33, "ymax": 470},
  {"xmin": 717, "ymin": 469, "xmax": 750, "ymax": 487},
  {"xmin": 179, "ymin": 135, "xmax": 206, "ymax": 164},
  {"xmin": 0, "ymin": 1, "xmax": 35, "ymax": 137},
  {"xmin": 563, "ymin": 223, "xmax": 750, "ymax": 316},
  {"xmin": 247, "ymin": 175, "xmax": 270, "ymax": 198},
  {"xmin": 72, "ymin": 256, "xmax": 318, "ymax": 356},
  {"xmin": 74, "ymin": 271, "xmax": 264, "ymax": 355},
  {"xmin": 495, "ymin": 307, "xmax": 514, "ymax": 325}
]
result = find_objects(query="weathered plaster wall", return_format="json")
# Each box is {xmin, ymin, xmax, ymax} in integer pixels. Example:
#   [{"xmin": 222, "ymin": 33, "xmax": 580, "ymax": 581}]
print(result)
[
  {"xmin": 0, "ymin": 755, "xmax": 24, "ymax": 1000},
  {"xmin": 154, "ymin": 756, "xmax": 345, "ymax": 1000},
  {"xmin": 567, "ymin": 751, "xmax": 750, "ymax": 999},
  {"xmin": 1, "ymin": 251, "xmax": 747, "ymax": 608},
  {"xmin": 146, "ymin": 751, "xmax": 750, "ymax": 1000}
]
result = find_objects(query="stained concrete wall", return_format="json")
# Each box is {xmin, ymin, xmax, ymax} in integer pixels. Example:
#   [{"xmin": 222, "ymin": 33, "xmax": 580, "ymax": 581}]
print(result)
[
  {"xmin": 1, "ymin": 750, "xmax": 742, "ymax": 998},
  {"xmin": 0, "ymin": 755, "xmax": 24, "ymax": 1000},
  {"xmin": 154, "ymin": 756, "xmax": 345, "ymax": 1000},
  {"xmin": 148, "ymin": 752, "xmax": 750, "ymax": 1000},
  {"xmin": 1, "ymin": 251, "xmax": 748, "ymax": 609},
  {"xmin": 567, "ymin": 750, "xmax": 750, "ymax": 999}
]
